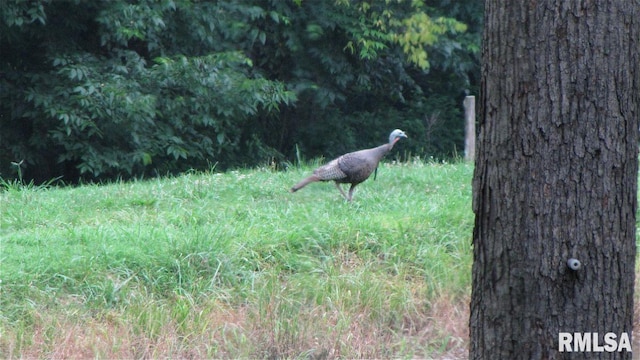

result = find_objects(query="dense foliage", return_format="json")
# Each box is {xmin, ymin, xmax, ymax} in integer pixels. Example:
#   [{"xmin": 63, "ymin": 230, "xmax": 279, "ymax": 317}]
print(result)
[{"xmin": 0, "ymin": 0, "xmax": 481, "ymax": 182}]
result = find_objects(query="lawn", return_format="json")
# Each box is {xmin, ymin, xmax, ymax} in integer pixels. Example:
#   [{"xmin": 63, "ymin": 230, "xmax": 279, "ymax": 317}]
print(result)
[{"xmin": 0, "ymin": 160, "xmax": 499, "ymax": 358}]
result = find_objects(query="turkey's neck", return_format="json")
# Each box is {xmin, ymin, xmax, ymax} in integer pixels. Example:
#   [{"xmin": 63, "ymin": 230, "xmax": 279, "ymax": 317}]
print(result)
[
  {"xmin": 369, "ymin": 138, "xmax": 400, "ymax": 161},
  {"xmin": 371, "ymin": 143, "xmax": 393, "ymax": 161},
  {"xmin": 389, "ymin": 137, "xmax": 401, "ymax": 149}
]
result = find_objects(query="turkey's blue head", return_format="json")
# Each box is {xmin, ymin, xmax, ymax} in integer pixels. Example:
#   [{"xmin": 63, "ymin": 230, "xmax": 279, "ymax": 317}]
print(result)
[{"xmin": 389, "ymin": 129, "xmax": 408, "ymax": 144}]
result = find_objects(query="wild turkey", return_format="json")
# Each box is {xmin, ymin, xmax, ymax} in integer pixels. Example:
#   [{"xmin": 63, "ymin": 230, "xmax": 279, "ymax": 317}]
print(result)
[{"xmin": 290, "ymin": 129, "xmax": 407, "ymax": 201}]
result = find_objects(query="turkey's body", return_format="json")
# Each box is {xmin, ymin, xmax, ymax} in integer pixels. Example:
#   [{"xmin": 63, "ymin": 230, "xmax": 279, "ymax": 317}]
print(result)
[{"xmin": 290, "ymin": 129, "xmax": 407, "ymax": 201}]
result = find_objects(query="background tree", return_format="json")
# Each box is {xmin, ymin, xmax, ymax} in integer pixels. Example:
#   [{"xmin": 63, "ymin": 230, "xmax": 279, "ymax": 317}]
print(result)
[
  {"xmin": 470, "ymin": 1, "xmax": 638, "ymax": 358},
  {"xmin": 1, "ymin": 1, "xmax": 297, "ymax": 180},
  {"xmin": 0, "ymin": 0, "xmax": 481, "ymax": 183}
]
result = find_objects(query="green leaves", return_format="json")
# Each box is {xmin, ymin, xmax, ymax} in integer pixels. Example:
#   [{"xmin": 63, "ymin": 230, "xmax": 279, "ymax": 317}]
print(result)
[
  {"xmin": 95, "ymin": 0, "xmax": 170, "ymax": 49},
  {"xmin": 395, "ymin": 14, "xmax": 463, "ymax": 69},
  {"xmin": 1, "ymin": 0, "xmax": 48, "ymax": 27},
  {"xmin": 147, "ymin": 52, "xmax": 296, "ymax": 170},
  {"xmin": 7, "ymin": 45, "xmax": 295, "ymax": 179},
  {"xmin": 0, "ymin": 0, "xmax": 480, "ymax": 182},
  {"xmin": 336, "ymin": 1, "xmax": 469, "ymax": 69}
]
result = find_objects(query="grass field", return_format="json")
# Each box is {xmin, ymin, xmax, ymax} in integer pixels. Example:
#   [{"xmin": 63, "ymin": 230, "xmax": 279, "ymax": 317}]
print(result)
[{"xmin": 0, "ymin": 160, "xmax": 636, "ymax": 359}]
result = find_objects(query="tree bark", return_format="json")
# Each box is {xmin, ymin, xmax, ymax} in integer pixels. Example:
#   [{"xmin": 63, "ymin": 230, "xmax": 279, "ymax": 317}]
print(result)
[{"xmin": 470, "ymin": 1, "xmax": 639, "ymax": 359}]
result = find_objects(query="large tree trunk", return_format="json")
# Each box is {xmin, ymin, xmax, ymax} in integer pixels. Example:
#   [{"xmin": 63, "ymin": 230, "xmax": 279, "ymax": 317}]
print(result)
[{"xmin": 470, "ymin": 1, "xmax": 639, "ymax": 359}]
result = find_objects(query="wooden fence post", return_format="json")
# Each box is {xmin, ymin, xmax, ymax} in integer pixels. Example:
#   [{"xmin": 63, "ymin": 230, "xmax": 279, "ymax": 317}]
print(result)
[{"xmin": 464, "ymin": 95, "xmax": 476, "ymax": 162}]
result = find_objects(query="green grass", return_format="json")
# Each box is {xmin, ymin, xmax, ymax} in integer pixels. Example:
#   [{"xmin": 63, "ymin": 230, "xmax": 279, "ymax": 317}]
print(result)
[{"xmin": 0, "ymin": 160, "xmax": 474, "ymax": 358}]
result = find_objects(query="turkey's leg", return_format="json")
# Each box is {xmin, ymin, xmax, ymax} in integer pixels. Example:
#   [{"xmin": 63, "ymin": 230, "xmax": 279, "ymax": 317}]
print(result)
[
  {"xmin": 347, "ymin": 184, "xmax": 357, "ymax": 202},
  {"xmin": 334, "ymin": 182, "xmax": 348, "ymax": 200}
]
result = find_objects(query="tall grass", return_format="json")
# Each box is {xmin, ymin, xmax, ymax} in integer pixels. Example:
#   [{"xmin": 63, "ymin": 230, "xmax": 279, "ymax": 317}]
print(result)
[{"xmin": 0, "ymin": 160, "xmax": 474, "ymax": 358}]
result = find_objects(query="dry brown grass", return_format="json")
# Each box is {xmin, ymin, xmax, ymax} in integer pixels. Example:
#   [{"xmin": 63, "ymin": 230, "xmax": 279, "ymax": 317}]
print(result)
[
  {"xmin": 6, "ymin": 278, "xmax": 640, "ymax": 360},
  {"xmin": 1, "ymin": 290, "xmax": 470, "ymax": 359}
]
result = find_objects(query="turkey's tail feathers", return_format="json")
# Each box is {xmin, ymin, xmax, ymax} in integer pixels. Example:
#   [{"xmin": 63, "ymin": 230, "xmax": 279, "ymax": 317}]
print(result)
[{"xmin": 290, "ymin": 175, "xmax": 320, "ymax": 192}]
